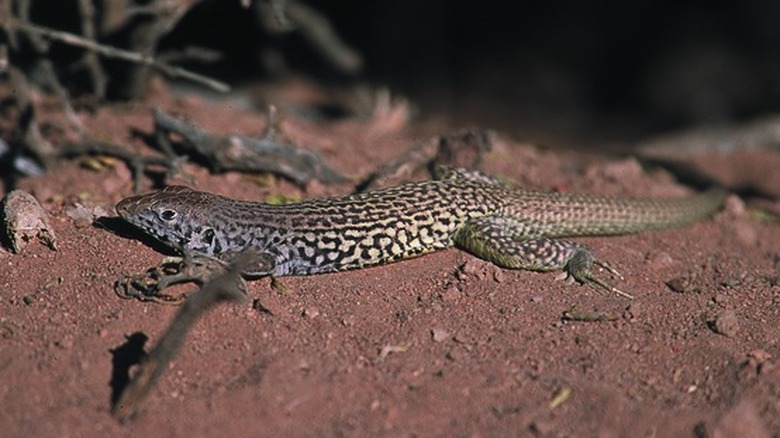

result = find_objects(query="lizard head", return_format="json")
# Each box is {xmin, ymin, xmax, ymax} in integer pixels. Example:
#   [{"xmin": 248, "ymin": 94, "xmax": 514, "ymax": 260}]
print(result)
[{"xmin": 116, "ymin": 186, "xmax": 222, "ymax": 257}]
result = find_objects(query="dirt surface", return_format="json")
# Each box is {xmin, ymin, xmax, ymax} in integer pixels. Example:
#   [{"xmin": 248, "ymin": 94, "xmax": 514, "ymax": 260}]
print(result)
[{"xmin": 2, "ymin": 84, "xmax": 780, "ymax": 437}]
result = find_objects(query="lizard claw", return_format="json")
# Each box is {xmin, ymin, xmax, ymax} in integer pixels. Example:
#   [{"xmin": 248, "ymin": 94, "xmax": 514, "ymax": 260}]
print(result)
[
  {"xmin": 114, "ymin": 255, "xmax": 237, "ymax": 304},
  {"xmin": 574, "ymin": 268, "xmax": 635, "ymax": 299},
  {"xmin": 566, "ymin": 251, "xmax": 634, "ymax": 299},
  {"xmin": 594, "ymin": 259, "xmax": 624, "ymax": 281}
]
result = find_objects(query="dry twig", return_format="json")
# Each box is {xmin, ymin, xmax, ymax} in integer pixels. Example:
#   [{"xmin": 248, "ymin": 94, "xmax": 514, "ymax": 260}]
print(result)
[
  {"xmin": 153, "ymin": 107, "xmax": 347, "ymax": 186},
  {"xmin": 2, "ymin": 16, "xmax": 230, "ymax": 93}
]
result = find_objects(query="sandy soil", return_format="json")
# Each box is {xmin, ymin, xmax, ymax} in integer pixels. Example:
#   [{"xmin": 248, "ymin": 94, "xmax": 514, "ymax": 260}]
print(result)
[{"xmin": 1, "ymin": 85, "xmax": 779, "ymax": 437}]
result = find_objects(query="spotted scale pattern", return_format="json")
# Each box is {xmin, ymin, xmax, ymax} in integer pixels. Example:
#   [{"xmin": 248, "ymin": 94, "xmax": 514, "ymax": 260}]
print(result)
[{"xmin": 116, "ymin": 168, "xmax": 725, "ymax": 282}]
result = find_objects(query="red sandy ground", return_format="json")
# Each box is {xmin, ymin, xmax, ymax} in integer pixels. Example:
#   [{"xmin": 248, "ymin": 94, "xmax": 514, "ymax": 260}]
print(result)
[{"xmin": 1, "ymin": 84, "xmax": 779, "ymax": 437}]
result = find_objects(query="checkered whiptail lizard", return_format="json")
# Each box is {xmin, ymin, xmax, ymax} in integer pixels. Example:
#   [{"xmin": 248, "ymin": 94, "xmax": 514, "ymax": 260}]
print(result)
[{"xmin": 116, "ymin": 167, "xmax": 725, "ymax": 297}]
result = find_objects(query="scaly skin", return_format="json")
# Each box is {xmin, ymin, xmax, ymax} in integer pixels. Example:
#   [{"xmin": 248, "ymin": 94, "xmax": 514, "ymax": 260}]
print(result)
[{"xmin": 116, "ymin": 167, "xmax": 725, "ymax": 295}]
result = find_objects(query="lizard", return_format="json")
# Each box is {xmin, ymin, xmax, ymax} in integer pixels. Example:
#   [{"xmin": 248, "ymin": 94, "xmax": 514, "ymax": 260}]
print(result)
[{"xmin": 115, "ymin": 167, "xmax": 726, "ymax": 299}]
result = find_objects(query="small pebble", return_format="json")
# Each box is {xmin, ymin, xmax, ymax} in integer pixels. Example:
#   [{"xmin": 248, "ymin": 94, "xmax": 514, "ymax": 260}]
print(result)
[
  {"xmin": 431, "ymin": 327, "xmax": 450, "ymax": 343},
  {"xmin": 461, "ymin": 259, "xmax": 490, "ymax": 281},
  {"xmin": 598, "ymin": 158, "xmax": 644, "ymax": 182},
  {"xmin": 747, "ymin": 349, "xmax": 772, "ymax": 364},
  {"xmin": 713, "ymin": 293, "xmax": 729, "ymax": 304},
  {"xmin": 733, "ymin": 221, "xmax": 759, "ymax": 247},
  {"xmin": 724, "ymin": 194, "xmax": 746, "ymax": 216},
  {"xmin": 302, "ymin": 307, "xmax": 320, "ymax": 319},
  {"xmin": 665, "ymin": 276, "xmax": 699, "ymax": 294},
  {"xmin": 491, "ymin": 267, "xmax": 504, "ymax": 283},
  {"xmin": 65, "ymin": 203, "xmax": 93, "ymax": 228},
  {"xmin": 441, "ymin": 285, "xmax": 462, "ymax": 302},
  {"xmin": 711, "ymin": 310, "xmax": 740, "ymax": 337},
  {"xmin": 646, "ymin": 251, "xmax": 674, "ymax": 269}
]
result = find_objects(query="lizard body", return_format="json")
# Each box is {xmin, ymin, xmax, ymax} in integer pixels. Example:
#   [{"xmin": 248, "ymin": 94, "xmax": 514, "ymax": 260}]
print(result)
[{"xmin": 116, "ymin": 167, "xmax": 725, "ymax": 294}]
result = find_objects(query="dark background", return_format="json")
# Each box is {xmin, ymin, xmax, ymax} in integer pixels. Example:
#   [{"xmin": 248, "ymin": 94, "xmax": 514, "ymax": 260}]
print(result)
[{"xmin": 26, "ymin": 0, "xmax": 780, "ymax": 145}]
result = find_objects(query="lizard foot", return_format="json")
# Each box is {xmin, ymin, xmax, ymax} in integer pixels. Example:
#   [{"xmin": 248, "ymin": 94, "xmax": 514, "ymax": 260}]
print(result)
[
  {"xmin": 565, "ymin": 250, "xmax": 634, "ymax": 299},
  {"xmin": 115, "ymin": 256, "xmax": 241, "ymax": 304}
]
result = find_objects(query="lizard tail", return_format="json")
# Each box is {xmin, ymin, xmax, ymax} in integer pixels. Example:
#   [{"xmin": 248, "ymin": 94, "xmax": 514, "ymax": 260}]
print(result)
[{"xmin": 514, "ymin": 187, "xmax": 727, "ymax": 237}]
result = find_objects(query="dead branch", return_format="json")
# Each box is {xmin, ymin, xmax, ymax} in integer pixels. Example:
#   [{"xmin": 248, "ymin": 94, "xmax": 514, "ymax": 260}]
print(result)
[
  {"xmin": 76, "ymin": 0, "xmax": 107, "ymax": 98},
  {"xmin": 2, "ymin": 16, "xmax": 230, "ymax": 93},
  {"xmin": 254, "ymin": 0, "xmax": 363, "ymax": 76},
  {"xmin": 153, "ymin": 107, "xmax": 347, "ymax": 186},
  {"xmin": 285, "ymin": 0, "xmax": 363, "ymax": 75},
  {"xmin": 7, "ymin": 0, "xmax": 86, "ymax": 137}
]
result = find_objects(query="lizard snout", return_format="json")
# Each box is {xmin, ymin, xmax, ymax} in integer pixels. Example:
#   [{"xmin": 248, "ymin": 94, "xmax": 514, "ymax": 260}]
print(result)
[{"xmin": 115, "ymin": 195, "xmax": 146, "ymax": 219}]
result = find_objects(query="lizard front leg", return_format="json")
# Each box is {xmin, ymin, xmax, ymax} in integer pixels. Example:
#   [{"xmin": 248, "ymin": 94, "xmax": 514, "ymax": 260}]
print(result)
[
  {"xmin": 115, "ymin": 250, "xmax": 276, "ymax": 304},
  {"xmin": 115, "ymin": 255, "xmax": 230, "ymax": 304}
]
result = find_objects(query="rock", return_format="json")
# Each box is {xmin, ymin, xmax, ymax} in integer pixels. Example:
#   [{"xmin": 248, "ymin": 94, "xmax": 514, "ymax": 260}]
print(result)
[
  {"xmin": 431, "ymin": 327, "xmax": 451, "ymax": 343},
  {"xmin": 2, "ymin": 190, "xmax": 57, "ymax": 253},
  {"xmin": 710, "ymin": 310, "xmax": 740, "ymax": 337}
]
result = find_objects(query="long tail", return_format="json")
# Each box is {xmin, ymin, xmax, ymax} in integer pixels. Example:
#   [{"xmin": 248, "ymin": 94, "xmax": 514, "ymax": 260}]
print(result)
[{"xmin": 526, "ymin": 187, "xmax": 727, "ymax": 237}]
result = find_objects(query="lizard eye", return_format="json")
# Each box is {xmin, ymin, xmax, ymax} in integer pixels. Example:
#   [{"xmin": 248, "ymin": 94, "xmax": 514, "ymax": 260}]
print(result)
[
  {"xmin": 157, "ymin": 209, "xmax": 178, "ymax": 221},
  {"xmin": 202, "ymin": 228, "xmax": 215, "ymax": 245}
]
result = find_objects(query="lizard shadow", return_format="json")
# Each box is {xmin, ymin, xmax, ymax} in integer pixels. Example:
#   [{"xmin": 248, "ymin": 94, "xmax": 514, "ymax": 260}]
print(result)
[
  {"xmin": 108, "ymin": 332, "xmax": 148, "ymax": 407},
  {"xmin": 96, "ymin": 216, "xmax": 178, "ymax": 257}
]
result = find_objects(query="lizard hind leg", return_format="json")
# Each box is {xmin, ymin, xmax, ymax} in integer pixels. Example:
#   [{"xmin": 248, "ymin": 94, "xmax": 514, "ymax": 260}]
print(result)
[{"xmin": 453, "ymin": 216, "xmax": 632, "ymax": 298}]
